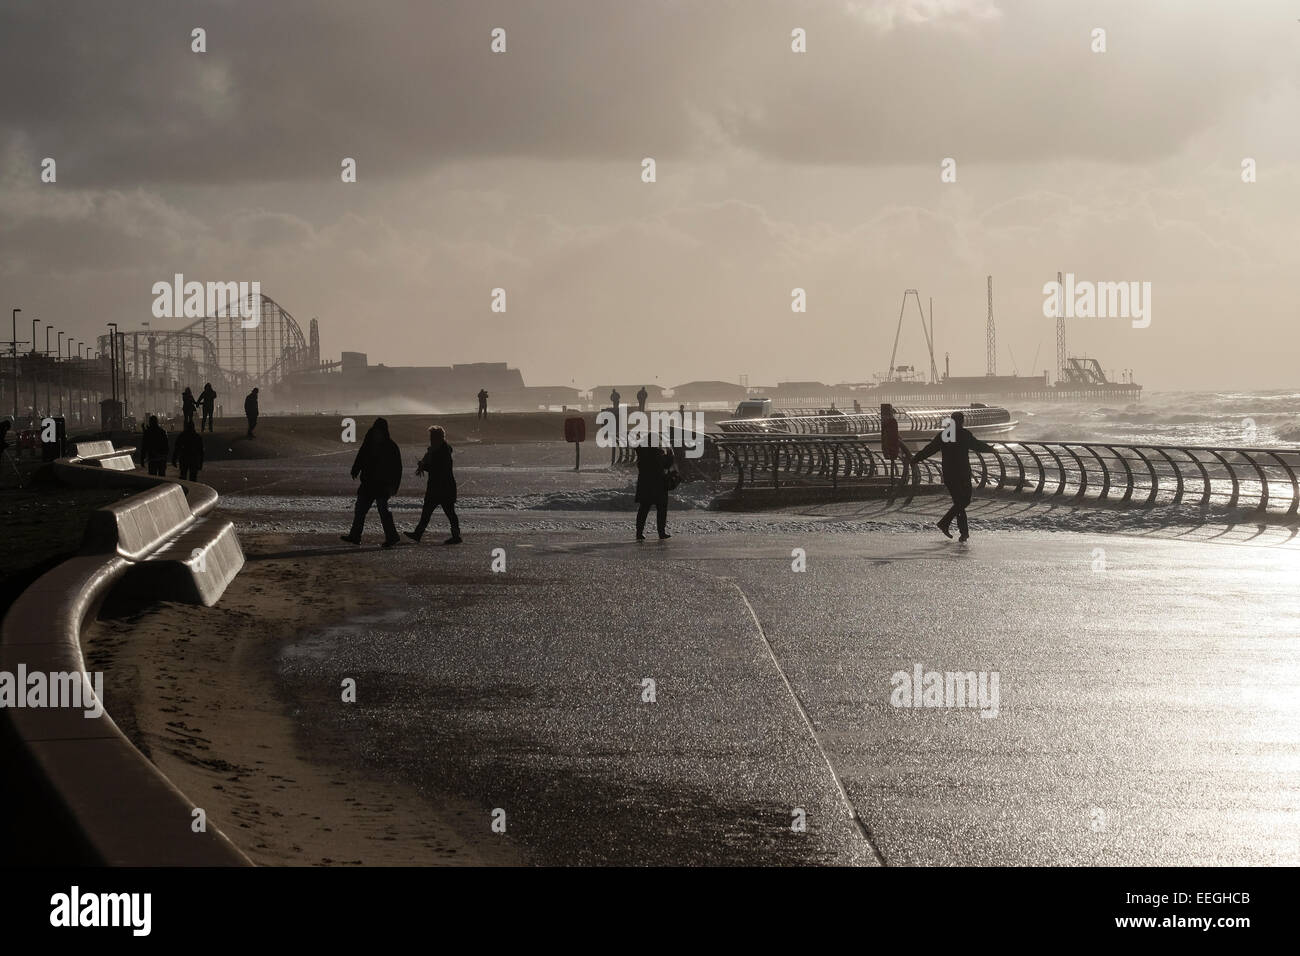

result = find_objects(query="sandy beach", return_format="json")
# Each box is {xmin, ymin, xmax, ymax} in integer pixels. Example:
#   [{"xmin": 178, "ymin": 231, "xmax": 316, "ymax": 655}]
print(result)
[{"xmin": 83, "ymin": 531, "xmax": 523, "ymax": 866}]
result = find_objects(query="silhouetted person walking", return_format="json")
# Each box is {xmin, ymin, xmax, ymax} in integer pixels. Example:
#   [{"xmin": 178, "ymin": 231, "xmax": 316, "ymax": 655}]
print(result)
[
  {"xmin": 341, "ymin": 417, "xmax": 402, "ymax": 547},
  {"xmin": 181, "ymin": 387, "xmax": 196, "ymax": 427},
  {"xmin": 636, "ymin": 386, "xmax": 648, "ymax": 412},
  {"xmin": 405, "ymin": 425, "xmax": 462, "ymax": 545},
  {"xmin": 911, "ymin": 411, "xmax": 995, "ymax": 542},
  {"xmin": 477, "ymin": 388, "xmax": 489, "ymax": 419},
  {"xmin": 173, "ymin": 418, "xmax": 204, "ymax": 481},
  {"xmin": 141, "ymin": 415, "xmax": 169, "ymax": 476},
  {"xmin": 0, "ymin": 421, "xmax": 20, "ymax": 487},
  {"xmin": 199, "ymin": 383, "xmax": 217, "ymax": 432},
  {"xmin": 634, "ymin": 443, "xmax": 675, "ymax": 540},
  {"xmin": 881, "ymin": 403, "xmax": 910, "ymax": 480},
  {"xmin": 244, "ymin": 387, "xmax": 259, "ymax": 437}
]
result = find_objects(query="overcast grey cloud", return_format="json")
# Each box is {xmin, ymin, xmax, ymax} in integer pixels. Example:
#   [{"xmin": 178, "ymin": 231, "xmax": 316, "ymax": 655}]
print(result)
[{"xmin": 2, "ymin": 0, "xmax": 1298, "ymax": 388}]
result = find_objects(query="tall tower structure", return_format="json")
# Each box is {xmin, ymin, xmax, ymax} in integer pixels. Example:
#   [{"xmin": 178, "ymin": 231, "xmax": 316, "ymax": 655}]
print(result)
[
  {"xmin": 309, "ymin": 317, "xmax": 321, "ymax": 367},
  {"xmin": 986, "ymin": 275, "xmax": 996, "ymax": 376},
  {"xmin": 1055, "ymin": 270, "xmax": 1066, "ymax": 385}
]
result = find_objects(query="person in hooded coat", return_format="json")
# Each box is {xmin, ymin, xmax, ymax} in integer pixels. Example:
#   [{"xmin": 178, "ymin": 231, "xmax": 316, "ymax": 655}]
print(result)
[
  {"xmin": 634, "ymin": 442, "xmax": 675, "ymax": 541},
  {"xmin": 141, "ymin": 415, "xmax": 169, "ymax": 476},
  {"xmin": 172, "ymin": 418, "xmax": 205, "ymax": 481},
  {"xmin": 340, "ymin": 417, "xmax": 403, "ymax": 547},
  {"xmin": 404, "ymin": 425, "xmax": 462, "ymax": 544},
  {"xmin": 181, "ymin": 387, "xmax": 197, "ymax": 427},
  {"xmin": 198, "ymin": 383, "xmax": 217, "ymax": 432},
  {"xmin": 910, "ymin": 410, "xmax": 996, "ymax": 542}
]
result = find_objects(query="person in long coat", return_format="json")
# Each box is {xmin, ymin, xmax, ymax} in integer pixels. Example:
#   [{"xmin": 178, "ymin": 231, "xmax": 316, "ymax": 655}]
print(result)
[
  {"xmin": 340, "ymin": 417, "xmax": 402, "ymax": 547},
  {"xmin": 198, "ymin": 383, "xmax": 217, "ymax": 432},
  {"xmin": 141, "ymin": 415, "xmax": 169, "ymax": 476},
  {"xmin": 634, "ymin": 443, "xmax": 674, "ymax": 541},
  {"xmin": 405, "ymin": 425, "xmax": 462, "ymax": 544},
  {"xmin": 172, "ymin": 418, "xmax": 205, "ymax": 481},
  {"xmin": 244, "ymin": 387, "xmax": 259, "ymax": 437},
  {"xmin": 910, "ymin": 411, "xmax": 996, "ymax": 542}
]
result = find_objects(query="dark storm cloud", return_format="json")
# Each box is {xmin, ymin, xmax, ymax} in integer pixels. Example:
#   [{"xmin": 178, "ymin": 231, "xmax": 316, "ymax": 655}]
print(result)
[{"xmin": 1, "ymin": 0, "xmax": 1289, "ymax": 187}]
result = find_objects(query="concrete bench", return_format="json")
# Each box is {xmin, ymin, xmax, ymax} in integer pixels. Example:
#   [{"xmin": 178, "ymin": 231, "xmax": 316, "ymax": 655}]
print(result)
[
  {"xmin": 0, "ymin": 434, "xmax": 251, "ymax": 864},
  {"xmin": 73, "ymin": 440, "xmax": 116, "ymax": 458},
  {"xmin": 83, "ymin": 482, "xmax": 196, "ymax": 561},
  {"xmin": 72, "ymin": 440, "xmax": 138, "ymax": 471},
  {"xmin": 128, "ymin": 518, "xmax": 246, "ymax": 607}
]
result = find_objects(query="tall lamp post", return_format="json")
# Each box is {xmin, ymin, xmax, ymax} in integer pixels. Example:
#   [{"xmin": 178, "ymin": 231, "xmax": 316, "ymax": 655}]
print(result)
[
  {"xmin": 45, "ymin": 324, "xmax": 53, "ymax": 417},
  {"xmin": 31, "ymin": 317, "xmax": 39, "ymax": 418},
  {"xmin": 9, "ymin": 307, "xmax": 18, "ymax": 421},
  {"xmin": 56, "ymin": 331, "xmax": 64, "ymax": 416},
  {"xmin": 68, "ymin": 338, "xmax": 76, "ymax": 422},
  {"xmin": 106, "ymin": 322, "xmax": 118, "ymax": 427}
]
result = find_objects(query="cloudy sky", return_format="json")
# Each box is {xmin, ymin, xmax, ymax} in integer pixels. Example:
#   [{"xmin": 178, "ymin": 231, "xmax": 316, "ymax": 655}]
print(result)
[{"xmin": 2, "ymin": 0, "xmax": 1297, "ymax": 390}]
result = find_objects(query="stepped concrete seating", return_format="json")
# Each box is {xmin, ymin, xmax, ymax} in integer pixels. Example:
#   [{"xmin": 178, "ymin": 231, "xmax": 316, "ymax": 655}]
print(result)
[
  {"xmin": 129, "ymin": 517, "xmax": 245, "ymax": 607},
  {"xmin": 82, "ymin": 481, "xmax": 244, "ymax": 607},
  {"xmin": 0, "ymin": 553, "xmax": 250, "ymax": 865},
  {"xmin": 71, "ymin": 440, "xmax": 137, "ymax": 471},
  {"xmin": 0, "ymin": 439, "xmax": 252, "ymax": 863}
]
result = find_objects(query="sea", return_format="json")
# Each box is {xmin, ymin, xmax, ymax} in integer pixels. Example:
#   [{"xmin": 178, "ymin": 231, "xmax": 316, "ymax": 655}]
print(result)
[{"xmin": 1007, "ymin": 390, "xmax": 1300, "ymax": 448}]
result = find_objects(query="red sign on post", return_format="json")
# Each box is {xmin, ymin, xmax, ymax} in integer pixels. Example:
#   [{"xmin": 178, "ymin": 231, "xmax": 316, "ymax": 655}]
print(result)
[
  {"xmin": 564, "ymin": 417, "xmax": 586, "ymax": 443},
  {"xmin": 565, "ymin": 416, "xmax": 586, "ymax": 471}
]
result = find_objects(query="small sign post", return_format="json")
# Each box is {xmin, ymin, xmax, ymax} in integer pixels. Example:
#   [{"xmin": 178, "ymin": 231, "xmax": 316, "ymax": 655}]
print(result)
[{"xmin": 564, "ymin": 416, "xmax": 586, "ymax": 472}]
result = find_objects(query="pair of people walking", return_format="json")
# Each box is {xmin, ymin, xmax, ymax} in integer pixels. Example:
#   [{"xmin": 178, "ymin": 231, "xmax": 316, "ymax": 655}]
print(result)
[
  {"xmin": 179, "ymin": 383, "xmax": 217, "ymax": 432},
  {"xmin": 340, "ymin": 420, "xmax": 461, "ymax": 548},
  {"xmin": 140, "ymin": 415, "xmax": 204, "ymax": 480}
]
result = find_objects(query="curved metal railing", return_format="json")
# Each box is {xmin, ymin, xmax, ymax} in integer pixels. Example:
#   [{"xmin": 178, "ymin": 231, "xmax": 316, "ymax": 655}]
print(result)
[
  {"xmin": 968, "ymin": 440, "xmax": 1300, "ymax": 517},
  {"xmin": 712, "ymin": 433, "xmax": 1300, "ymax": 517},
  {"xmin": 712, "ymin": 434, "xmax": 896, "ymax": 491},
  {"xmin": 716, "ymin": 404, "xmax": 1015, "ymax": 437}
]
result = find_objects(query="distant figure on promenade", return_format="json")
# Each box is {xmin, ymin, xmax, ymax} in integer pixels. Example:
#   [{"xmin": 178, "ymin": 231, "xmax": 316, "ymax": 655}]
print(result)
[
  {"xmin": 610, "ymin": 387, "xmax": 621, "ymax": 411},
  {"xmin": 911, "ymin": 411, "xmax": 995, "ymax": 542},
  {"xmin": 141, "ymin": 415, "xmax": 169, "ymax": 476},
  {"xmin": 341, "ymin": 417, "xmax": 402, "ymax": 548},
  {"xmin": 244, "ymin": 387, "xmax": 259, "ymax": 438},
  {"xmin": 181, "ymin": 387, "xmax": 196, "ymax": 427},
  {"xmin": 405, "ymin": 425, "xmax": 462, "ymax": 545},
  {"xmin": 199, "ymin": 383, "xmax": 217, "ymax": 432},
  {"xmin": 636, "ymin": 386, "xmax": 648, "ymax": 412},
  {"xmin": 853, "ymin": 399, "xmax": 862, "ymax": 414},
  {"xmin": 634, "ymin": 441, "xmax": 676, "ymax": 541},
  {"xmin": 477, "ymin": 388, "xmax": 489, "ymax": 419},
  {"xmin": 172, "ymin": 419, "xmax": 204, "ymax": 482},
  {"xmin": 881, "ymin": 404, "xmax": 910, "ymax": 479},
  {"xmin": 0, "ymin": 421, "xmax": 20, "ymax": 487}
]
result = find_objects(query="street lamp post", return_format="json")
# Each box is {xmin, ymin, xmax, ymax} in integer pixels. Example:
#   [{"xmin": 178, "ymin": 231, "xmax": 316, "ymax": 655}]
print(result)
[
  {"xmin": 31, "ymin": 318, "xmax": 39, "ymax": 419},
  {"xmin": 73, "ymin": 341, "xmax": 81, "ymax": 424},
  {"xmin": 11, "ymin": 307, "xmax": 20, "ymax": 422},
  {"xmin": 106, "ymin": 322, "xmax": 118, "ymax": 428},
  {"xmin": 57, "ymin": 332, "xmax": 64, "ymax": 416},
  {"xmin": 45, "ymin": 325, "xmax": 53, "ymax": 418}
]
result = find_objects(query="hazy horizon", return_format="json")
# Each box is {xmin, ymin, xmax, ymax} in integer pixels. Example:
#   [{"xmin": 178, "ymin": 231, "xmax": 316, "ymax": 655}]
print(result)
[{"xmin": 3, "ymin": 0, "xmax": 1298, "ymax": 392}]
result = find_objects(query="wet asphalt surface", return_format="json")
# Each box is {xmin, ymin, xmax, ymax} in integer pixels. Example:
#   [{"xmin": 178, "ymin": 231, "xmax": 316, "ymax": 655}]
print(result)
[{"xmin": 253, "ymin": 503, "xmax": 1300, "ymax": 866}]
